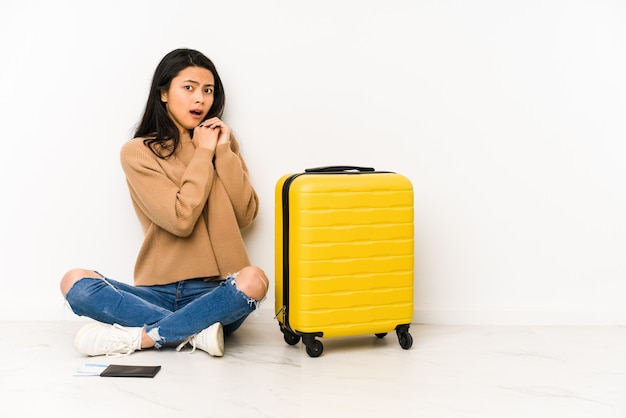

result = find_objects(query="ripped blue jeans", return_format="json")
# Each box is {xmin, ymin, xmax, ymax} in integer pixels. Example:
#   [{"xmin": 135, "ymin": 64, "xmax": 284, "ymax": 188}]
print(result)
[{"xmin": 65, "ymin": 272, "xmax": 258, "ymax": 348}]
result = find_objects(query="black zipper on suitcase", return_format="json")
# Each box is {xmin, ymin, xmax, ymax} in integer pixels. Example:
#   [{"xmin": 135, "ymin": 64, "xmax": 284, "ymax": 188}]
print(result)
[{"xmin": 279, "ymin": 172, "xmax": 304, "ymax": 333}]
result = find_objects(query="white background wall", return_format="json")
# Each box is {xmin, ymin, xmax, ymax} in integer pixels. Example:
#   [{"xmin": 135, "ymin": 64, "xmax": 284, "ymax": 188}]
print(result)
[{"xmin": 1, "ymin": 0, "xmax": 624, "ymax": 324}]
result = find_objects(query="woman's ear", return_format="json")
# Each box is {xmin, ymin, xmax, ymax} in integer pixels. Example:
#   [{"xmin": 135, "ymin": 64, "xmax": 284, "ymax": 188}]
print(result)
[{"xmin": 160, "ymin": 89, "xmax": 168, "ymax": 103}]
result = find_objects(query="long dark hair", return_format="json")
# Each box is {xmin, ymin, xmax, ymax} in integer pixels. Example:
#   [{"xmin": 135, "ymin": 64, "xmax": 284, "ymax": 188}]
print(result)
[{"xmin": 134, "ymin": 48, "xmax": 226, "ymax": 158}]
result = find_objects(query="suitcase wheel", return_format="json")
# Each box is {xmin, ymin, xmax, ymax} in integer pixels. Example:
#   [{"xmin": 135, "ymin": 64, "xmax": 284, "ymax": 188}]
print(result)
[
  {"xmin": 279, "ymin": 325, "xmax": 301, "ymax": 345},
  {"xmin": 396, "ymin": 325, "xmax": 413, "ymax": 350},
  {"xmin": 302, "ymin": 335, "xmax": 324, "ymax": 358},
  {"xmin": 279, "ymin": 323, "xmax": 324, "ymax": 357}
]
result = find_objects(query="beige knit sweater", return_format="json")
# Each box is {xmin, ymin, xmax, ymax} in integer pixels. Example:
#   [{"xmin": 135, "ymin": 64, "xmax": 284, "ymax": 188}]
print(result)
[{"xmin": 120, "ymin": 135, "xmax": 259, "ymax": 286}]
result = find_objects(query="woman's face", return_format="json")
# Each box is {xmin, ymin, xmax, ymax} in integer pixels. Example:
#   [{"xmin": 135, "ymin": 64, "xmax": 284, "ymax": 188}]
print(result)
[{"xmin": 161, "ymin": 66, "xmax": 215, "ymax": 133}]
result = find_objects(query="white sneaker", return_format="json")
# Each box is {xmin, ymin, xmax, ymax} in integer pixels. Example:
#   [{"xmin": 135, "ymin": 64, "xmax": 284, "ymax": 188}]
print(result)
[
  {"xmin": 74, "ymin": 322, "xmax": 142, "ymax": 357},
  {"xmin": 176, "ymin": 322, "xmax": 224, "ymax": 357}
]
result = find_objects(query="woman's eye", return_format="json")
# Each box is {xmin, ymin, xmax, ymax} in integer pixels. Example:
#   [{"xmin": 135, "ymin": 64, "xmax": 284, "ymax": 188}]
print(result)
[
  {"xmin": 205, "ymin": 88, "xmax": 213, "ymax": 94},
  {"xmin": 184, "ymin": 85, "xmax": 193, "ymax": 91}
]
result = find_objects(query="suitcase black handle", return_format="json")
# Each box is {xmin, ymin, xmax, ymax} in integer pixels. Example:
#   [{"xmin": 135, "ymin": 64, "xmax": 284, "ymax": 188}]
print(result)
[{"xmin": 304, "ymin": 165, "xmax": 375, "ymax": 173}]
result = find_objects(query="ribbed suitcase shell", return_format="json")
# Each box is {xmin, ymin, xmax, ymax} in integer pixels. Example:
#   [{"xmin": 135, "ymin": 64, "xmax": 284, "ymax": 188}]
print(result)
[{"xmin": 275, "ymin": 168, "xmax": 414, "ymax": 356}]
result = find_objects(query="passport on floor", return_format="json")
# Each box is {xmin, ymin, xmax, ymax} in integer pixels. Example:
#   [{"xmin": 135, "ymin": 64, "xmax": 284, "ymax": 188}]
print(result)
[{"xmin": 100, "ymin": 364, "xmax": 161, "ymax": 378}]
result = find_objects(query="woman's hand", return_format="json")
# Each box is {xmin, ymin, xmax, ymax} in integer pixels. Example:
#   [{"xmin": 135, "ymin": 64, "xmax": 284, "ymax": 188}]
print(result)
[{"xmin": 192, "ymin": 117, "xmax": 231, "ymax": 150}]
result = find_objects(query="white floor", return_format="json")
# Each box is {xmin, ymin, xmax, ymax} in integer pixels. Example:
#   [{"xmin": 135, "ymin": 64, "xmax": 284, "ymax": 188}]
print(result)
[{"xmin": 1, "ymin": 318, "xmax": 625, "ymax": 418}]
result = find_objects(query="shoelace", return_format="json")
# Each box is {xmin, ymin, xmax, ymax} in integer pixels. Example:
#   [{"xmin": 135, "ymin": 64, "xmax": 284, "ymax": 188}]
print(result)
[
  {"xmin": 104, "ymin": 324, "xmax": 137, "ymax": 357},
  {"xmin": 175, "ymin": 336, "xmax": 199, "ymax": 353}
]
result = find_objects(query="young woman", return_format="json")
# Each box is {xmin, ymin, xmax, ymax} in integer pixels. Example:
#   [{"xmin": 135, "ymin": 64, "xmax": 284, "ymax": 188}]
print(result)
[{"xmin": 60, "ymin": 48, "xmax": 269, "ymax": 357}]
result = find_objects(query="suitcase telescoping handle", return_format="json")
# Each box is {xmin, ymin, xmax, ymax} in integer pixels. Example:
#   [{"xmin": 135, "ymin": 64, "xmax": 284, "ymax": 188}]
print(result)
[{"xmin": 304, "ymin": 165, "xmax": 375, "ymax": 173}]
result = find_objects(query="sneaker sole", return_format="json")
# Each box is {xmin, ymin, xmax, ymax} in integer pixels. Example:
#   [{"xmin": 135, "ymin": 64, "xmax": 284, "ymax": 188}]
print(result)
[
  {"xmin": 213, "ymin": 323, "xmax": 224, "ymax": 357},
  {"xmin": 202, "ymin": 322, "xmax": 224, "ymax": 357},
  {"xmin": 73, "ymin": 322, "xmax": 106, "ymax": 355}
]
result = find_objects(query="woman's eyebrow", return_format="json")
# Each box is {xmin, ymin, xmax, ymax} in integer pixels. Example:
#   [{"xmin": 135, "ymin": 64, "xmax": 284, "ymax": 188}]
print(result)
[{"xmin": 183, "ymin": 79, "xmax": 215, "ymax": 87}]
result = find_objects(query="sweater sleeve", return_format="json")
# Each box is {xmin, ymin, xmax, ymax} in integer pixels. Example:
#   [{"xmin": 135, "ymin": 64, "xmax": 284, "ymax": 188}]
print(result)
[
  {"xmin": 214, "ymin": 135, "xmax": 259, "ymax": 229},
  {"xmin": 120, "ymin": 139, "xmax": 215, "ymax": 237}
]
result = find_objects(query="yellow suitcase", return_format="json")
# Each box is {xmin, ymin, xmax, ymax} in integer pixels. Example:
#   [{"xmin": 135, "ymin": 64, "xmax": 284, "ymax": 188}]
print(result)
[{"xmin": 275, "ymin": 166, "xmax": 414, "ymax": 357}]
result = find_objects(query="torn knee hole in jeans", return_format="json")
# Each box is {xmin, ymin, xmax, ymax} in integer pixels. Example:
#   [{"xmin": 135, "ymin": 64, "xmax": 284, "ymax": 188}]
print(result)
[{"xmin": 228, "ymin": 276, "xmax": 265, "ymax": 310}]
